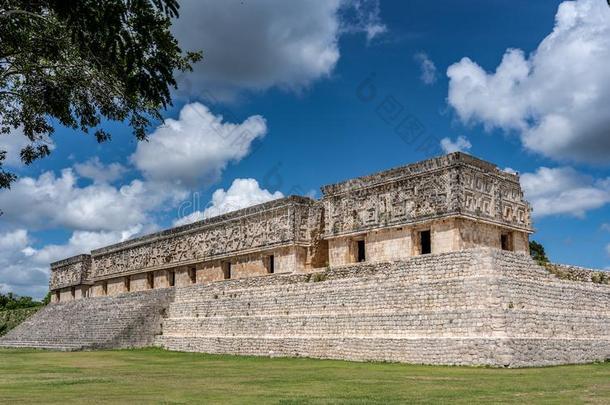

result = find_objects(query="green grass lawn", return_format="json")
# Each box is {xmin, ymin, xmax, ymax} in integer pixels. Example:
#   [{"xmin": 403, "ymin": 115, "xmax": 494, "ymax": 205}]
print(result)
[{"xmin": 0, "ymin": 348, "xmax": 609, "ymax": 404}]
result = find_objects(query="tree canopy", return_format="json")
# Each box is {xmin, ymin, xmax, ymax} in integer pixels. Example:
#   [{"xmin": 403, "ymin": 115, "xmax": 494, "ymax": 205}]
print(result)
[
  {"xmin": 0, "ymin": 291, "xmax": 46, "ymax": 310},
  {"xmin": 529, "ymin": 240, "xmax": 550, "ymax": 265},
  {"xmin": 0, "ymin": 0, "xmax": 201, "ymax": 188}
]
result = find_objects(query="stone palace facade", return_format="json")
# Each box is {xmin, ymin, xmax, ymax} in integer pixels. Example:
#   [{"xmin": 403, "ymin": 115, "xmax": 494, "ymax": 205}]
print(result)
[
  {"xmin": 4, "ymin": 152, "xmax": 609, "ymax": 367},
  {"xmin": 49, "ymin": 152, "xmax": 532, "ymax": 303}
]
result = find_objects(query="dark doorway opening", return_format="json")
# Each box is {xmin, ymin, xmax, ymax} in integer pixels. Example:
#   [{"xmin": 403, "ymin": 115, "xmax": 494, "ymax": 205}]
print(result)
[
  {"xmin": 70, "ymin": 287, "xmax": 75, "ymax": 299},
  {"xmin": 267, "ymin": 255, "xmax": 275, "ymax": 274},
  {"xmin": 501, "ymin": 233, "xmax": 512, "ymax": 251},
  {"xmin": 168, "ymin": 271, "xmax": 175, "ymax": 287},
  {"xmin": 147, "ymin": 273, "xmax": 154, "ymax": 289},
  {"xmin": 102, "ymin": 281, "xmax": 108, "ymax": 296},
  {"xmin": 357, "ymin": 240, "xmax": 366, "ymax": 262},
  {"xmin": 222, "ymin": 262, "xmax": 232, "ymax": 280},
  {"xmin": 124, "ymin": 276, "xmax": 130, "ymax": 292},
  {"xmin": 189, "ymin": 268, "xmax": 197, "ymax": 284},
  {"xmin": 420, "ymin": 230, "xmax": 431, "ymax": 255}
]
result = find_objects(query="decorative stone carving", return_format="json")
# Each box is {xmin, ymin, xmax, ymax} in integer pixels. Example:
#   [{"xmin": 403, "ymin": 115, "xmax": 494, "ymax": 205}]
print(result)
[
  {"xmin": 49, "ymin": 255, "xmax": 91, "ymax": 290},
  {"xmin": 90, "ymin": 197, "xmax": 315, "ymax": 279},
  {"xmin": 321, "ymin": 153, "xmax": 532, "ymax": 238}
]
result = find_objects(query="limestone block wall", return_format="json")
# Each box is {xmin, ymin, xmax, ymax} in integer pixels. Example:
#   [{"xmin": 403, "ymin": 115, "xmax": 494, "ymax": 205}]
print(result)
[
  {"xmin": 156, "ymin": 248, "xmax": 610, "ymax": 367},
  {"xmin": 196, "ymin": 261, "xmax": 225, "ymax": 283},
  {"xmin": 327, "ymin": 218, "xmax": 528, "ymax": 267},
  {"xmin": 366, "ymin": 227, "xmax": 411, "ymax": 262},
  {"xmin": 130, "ymin": 273, "xmax": 151, "ymax": 292},
  {"xmin": 59, "ymin": 288, "xmax": 73, "ymax": 302},
  {"xmin": 107, "ymin": 277, "xmax": 127, "ymax": 296},
  {"xmin": 156, "ymin": 250, "xmax": 510, "ymax": 365},
  {"xmin": 485, "ymin": 251, "xmax": 610, "ymax": 366},
  {"xmin": 457, "ymin": 219, "xmax": 529, "ymax": 254}
]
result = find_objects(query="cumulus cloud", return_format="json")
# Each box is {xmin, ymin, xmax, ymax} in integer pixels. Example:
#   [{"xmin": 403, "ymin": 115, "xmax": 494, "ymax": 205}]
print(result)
[
  {"xmin": 447, "ymin": 0, "xmax": 610, "ymax": 163},
  {"xmin": 0, "ymin": 229, "xmax": 48, "ymax": 298},
  {"xmin": 440, "ymin": 136, "xmax": 471, "ymax": 154},
  {"xmin": 174, "ymin": 178, "xmax": 283, "ymax": 226},
  {"xmin": 0, "ymin": 127, "xmax": 55, "ymax": 167},
  {"xmin": 29, "ymin": 226, "xmax": 144, "ymax": 265},
  {"xmin": 0, "ymin": 168, "xmax": 186, "ymax": 232},
  {"xmin": 74, "ymin": 157, "xmax": 128, "ymax": 184},
  {"xmin": 173, "ymin": 0, "xmax": 385, "ymax": 100},
  {"xmin": 414, "ymin": 53, "xmax": 437, "ymax": 85},
  {"xmin": 132, "ymin": 103, "xmax": 267, "ymax": 188},
  {"xmin": 521, "ymin": 167, "xmax": 610, "ymax": 218}
]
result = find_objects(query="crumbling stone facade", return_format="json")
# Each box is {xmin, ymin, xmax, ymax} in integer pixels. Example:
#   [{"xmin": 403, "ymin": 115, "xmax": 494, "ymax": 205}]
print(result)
[{"xmin": 47, "ymin": 152, "xmax": 533, "ymax": 302}]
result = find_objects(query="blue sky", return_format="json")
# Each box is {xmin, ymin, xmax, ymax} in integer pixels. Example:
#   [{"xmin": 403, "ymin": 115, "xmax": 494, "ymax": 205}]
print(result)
[{"xmin": 1, "ymin": 0, "xmax": 609, "ymax": 298}]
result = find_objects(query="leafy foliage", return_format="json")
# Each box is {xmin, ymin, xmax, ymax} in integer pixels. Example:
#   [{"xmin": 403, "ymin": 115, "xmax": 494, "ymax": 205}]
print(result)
[
  {"xmin": 0, "ymin": 0, "xmax": 201, "ymax": 188},
  {"xmin": 0, "ymin": 291, "xmax": 46, "ymax": 310},
  {"xmin": 529, "ymin": 240, "xmax": 549, "ymax": 265},
  {"xmin": 0, "ymin": 307, "xmax": 39, "ymax": 336}
]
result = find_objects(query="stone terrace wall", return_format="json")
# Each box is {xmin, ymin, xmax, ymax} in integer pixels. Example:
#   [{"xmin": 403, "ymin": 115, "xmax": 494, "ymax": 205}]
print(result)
[
  {"xmin": 156, "ymin": 248, "xmax": 610, "ymax": 367},
  {"xmin": 6, "ymin": 247, "xmax": 608, "ymax": 366},
  {"xmin": 490, "ymin": 251, "xmax": 610, "ymax": 367},
  {"xmin": 156, "ymin": 250, "xmax": 510, "ymax": 366}
]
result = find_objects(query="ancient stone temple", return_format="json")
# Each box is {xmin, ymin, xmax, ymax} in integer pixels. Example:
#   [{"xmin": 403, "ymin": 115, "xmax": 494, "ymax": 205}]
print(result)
[
  {"xmin": 2, "ymin": 152, "xmax": 609, "ymax": 367},
  {"xmin": 48, "ymin": 152, "xmax": 532, "ymax": 302}
]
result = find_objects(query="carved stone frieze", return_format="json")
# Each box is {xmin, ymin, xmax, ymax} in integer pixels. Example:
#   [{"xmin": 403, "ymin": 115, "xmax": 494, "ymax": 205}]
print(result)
[
  {"xmin": 90, "ymin": 197, "xmax": 315, "ymax": 279},
  {"xmin": 49, "ymin": 255, "xmax": 91, "ymax": 290}
]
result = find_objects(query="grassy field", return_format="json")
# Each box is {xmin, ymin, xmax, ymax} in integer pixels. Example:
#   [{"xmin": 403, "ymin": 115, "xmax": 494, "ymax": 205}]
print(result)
[{"xmin": 0, "ymin": 348, "xmax": 609, "ymax": 404}]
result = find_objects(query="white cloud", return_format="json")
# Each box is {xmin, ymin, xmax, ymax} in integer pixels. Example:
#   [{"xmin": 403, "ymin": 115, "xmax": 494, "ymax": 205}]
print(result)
[
  {"xmin": 174, "ymin": 178, "xmax": 283, "ymax": 226},
  {"xmin": 173, "ymin": 0, "xmax": 385, "ymax": 100},
  {"xmin": 521, "ymin": 167, "xmax": 610, "ymax": 218},
  {"xmin": 0, "ymin": 229, "xmax": 48, "ymax": 299},
  {"xmin": 29, "ymin": 226, "xmax": 143, "ymax": 265},
  {"xmin": 602, "ymin": 223, "xmax": 610, "ymax": 232},
  {"xmin": 440, "ymin": 136, "xmax": 472, "ymax": 154},
  {"xmin": 414, "ymin": 53, "xmax": 437, "ymax": 85},
  {"xmin": 74, "ymin": 157, "xmax": 128, "ymax": 184},
  {"xmin": 606, "ymin": 243, "xmax": 610, "ymax": 257},
  {"xmin": 0, "ymin": 127, "xmax": 55, "ymax": 167},
  {"xmin": 0, "ymin": 168, "xmax": 186, "ymax": 232},
  {"xmin": 132, "ymin": 103, "xmax": 267, "ymax": 188},
  {"xmin": 447, "ymin": 0, "xmax": 610, "ymax": 163},
  {"xmin": 504, "ymin": 167, "xmax": 518, "ymax": 175},
  {"xmin": 0, "ymin": 229, "xmax": 29, "ymax": 251},
  {"xmin": 339, "ymin": 0, "xmax": 387, "ymax": 42}
]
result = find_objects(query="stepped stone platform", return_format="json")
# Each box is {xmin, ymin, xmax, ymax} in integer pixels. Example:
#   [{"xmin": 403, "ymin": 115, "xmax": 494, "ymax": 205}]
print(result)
[
  {"xmin": 2, "ymin": 248, "xmax": 609, "ymax": 367},
  {"xmin": 0, "ymin": 289, "xmax": 173, "ymax": 351}
]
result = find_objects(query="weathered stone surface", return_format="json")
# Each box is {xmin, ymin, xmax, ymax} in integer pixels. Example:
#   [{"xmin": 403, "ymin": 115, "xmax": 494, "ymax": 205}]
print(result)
[
  {"xmin": 0, "ymin": 289, "xmax": 173, "ymax": 351},
  {"xmin": 153, "ymin": 248, "xmax": 610, "ymax": 367},
  {"xmin": 4, "ymin": 248, "xmax": 610, "ymax": 366},
  {"xmin": 89, "ymin": 196, "xmax": 316, "ymax": 281},
  {"xmin": 49, "ymin": 255, "xmax": 91, "ymax": 290},
  {"xmin": 321, "ymin": 153, "xmax": 532, "ymax": 238}
]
